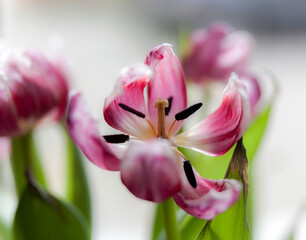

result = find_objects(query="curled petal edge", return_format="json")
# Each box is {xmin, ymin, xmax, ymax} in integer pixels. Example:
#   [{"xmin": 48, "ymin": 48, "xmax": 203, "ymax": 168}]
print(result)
[
  {"xmin": 66, "ymin": 92, "xmax": 121, "ymax": 171},
  {"xmin": 104, "ymin": 64, "xmax": 155, "ymax": 139},
  {"xmin": 173, "ymin": 176, "xmax": 242, "ymax": 220},
  {"xmin": 174, "ymin": 73, "xmax": 251, "ymax": 156}
]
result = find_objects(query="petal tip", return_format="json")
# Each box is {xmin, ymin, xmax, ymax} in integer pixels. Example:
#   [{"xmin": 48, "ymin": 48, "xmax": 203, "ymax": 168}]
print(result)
[
  {"xmin": 104, "ymin": 63, "xmax": 151, "ymax": 110},
  {"xmin": 173, "ymin": 178, "xmax": 242, "ymax": 220},
  {"xmin": 225, "ymin": 73, "xmax": 248, "ymax": 98},
  {"xmin": 145, "ymin": 43, "xmax": 175, "ymax": 67},
  {"xmin": 120, "ymin": 63, "xmax": 152, "ymax": 84}
]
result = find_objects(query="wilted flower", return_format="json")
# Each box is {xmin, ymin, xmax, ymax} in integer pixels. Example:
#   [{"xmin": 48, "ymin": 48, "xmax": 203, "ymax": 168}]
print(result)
[
  {"xmin": 0, "ymin": 42, "xmax": 69, "ymax": 137},
  {"xmin": 183, "ymin": 22, "xmax": 261, "ymax": 117},
  {"xmin": 183, "ymin": 22, "xmax": 252, "ymax": 84},
  {"xmin": 67, "ymin": 44, "xmax": 251, "ymax": 219}
]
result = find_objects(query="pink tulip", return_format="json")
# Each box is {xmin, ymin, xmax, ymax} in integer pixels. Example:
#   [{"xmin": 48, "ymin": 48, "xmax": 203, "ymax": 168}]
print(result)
[
  {"xmin": 183, "ymin": 22, "xmax": 252, "ymax": 84},
  {"xmin": 0, "ymin": 43, "xmax": 69, "ymax": 137},
  {"xmin": 67, "ymin": 44, "xmax": 250, "ymax": 219},
  {"xmin": 183, "ymin": 23, "xmax": 262, "ymax": 117}
]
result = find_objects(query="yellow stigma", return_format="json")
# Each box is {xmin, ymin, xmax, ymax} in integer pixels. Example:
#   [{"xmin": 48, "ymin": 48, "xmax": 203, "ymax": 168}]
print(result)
[{"xmin": 154, "ymin": 97, "xmax": 168, "ymax": 138}]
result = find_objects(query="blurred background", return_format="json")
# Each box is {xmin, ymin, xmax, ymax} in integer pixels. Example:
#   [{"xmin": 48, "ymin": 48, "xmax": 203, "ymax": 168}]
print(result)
[{"xmin": 1, "ymin": 0, "xmax": 306, "ymax": 239}]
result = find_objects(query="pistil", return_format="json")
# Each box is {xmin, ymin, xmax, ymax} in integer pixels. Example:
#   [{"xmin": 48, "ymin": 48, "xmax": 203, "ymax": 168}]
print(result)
[{"xmin": 154, "ymin": 97, "xmax": 168, "ymax": 138}]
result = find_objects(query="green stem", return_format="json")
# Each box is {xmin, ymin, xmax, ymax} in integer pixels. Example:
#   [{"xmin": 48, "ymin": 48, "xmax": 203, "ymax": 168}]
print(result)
[
  {"xmin": 65, "ymin": 128, "xmax": 91, "ymax": 223},
  {"xmin": 10, "ymin": 132, "xmax": 47, "ymax": 198},
  {"xmin": 28, "ymin": 134, "xmax": 47, "ymax": 188},
  {"xmin": 161, "ymin": 198, "xmax": 180, "ymax": 240},
  {"xmin": 10, "ymin": 133, "xmax": 31, "ymax": 198}
]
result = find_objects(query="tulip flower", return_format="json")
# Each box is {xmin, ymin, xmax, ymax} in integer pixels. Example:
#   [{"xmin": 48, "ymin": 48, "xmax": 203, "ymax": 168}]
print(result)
[
  {"xmin": 0, "ymin": 43, "xmax": 69, "ymax": 137},
  {"xmin": 182, "ymin": 23, "xmax": 261, "ymax": 118},
  {"xmin": 67, "ymin": 44, "xmax": 251, "ymax": 219},
  {"xmin": 183, "ymin": 22, "xmax": 252, "ymax": 84}
]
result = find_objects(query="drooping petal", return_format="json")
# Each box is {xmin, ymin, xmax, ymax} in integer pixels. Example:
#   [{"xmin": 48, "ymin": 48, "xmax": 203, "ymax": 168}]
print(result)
[
  {"xmin": 66, "ymin": 92, "xmax": 121, "ymax": 171},
  {"xmin": 104, "ymin": 64, "xmax": 156, "ymax": 139},
  {"xmin": 173, "ymin": 170, "xmax": 241, "ymax": 220},
  {"xmin": 174, "ymin": 74, "xmax": 251, "ymax": 156},
  {"xmin": 145, "ymin": 44, "xmax": 187, "ymax": 136},
  {"xmin": 240, "ymin": 72, "xmax": 261, "ymax": 118},
  {"xmin": 183, "ymin": 22, "xmax": 252, "ymax": 84},
  {"xmin": 120, "ymin": 139, "xmax": 181, "ymax": 202}
]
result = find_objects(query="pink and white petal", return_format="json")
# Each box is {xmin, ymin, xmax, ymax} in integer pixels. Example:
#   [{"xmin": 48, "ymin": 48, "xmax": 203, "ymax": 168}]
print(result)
[
  {"xmin": 216, "ymin": 31, "xmax": 252, "ymax": 81},
  {"xmin": 6, "ymin": 68, "xmax": 57, "ymax": 122},
  {"xmin": 0, "ymin": 79, "xmax": 21, "ymax": 136},
  {"xmin": 173, "ymin": 168, "xmax": 241, "ymax": 220},
  {"xmin": 174, "ymin": 74, "xmax": 250, "ymax": 156},
  {"xmin": 22, "ymin": 50, "xmax": 69, "ymax": 121},
  {"xmin": 183, "ymin": 23, "xmax": 232, "ymax": 84},
  {"xmin": 183, "ymin": 23, "xmax": 252, "ymax": 84},
  {"xmin": 3, "ymin": 50, "xmax": 68, "ymax": 132},
  {"xmin": 120, "ymin": 139, "xmax": 181, "ymax": 202},
  {"xmin": 240, "ymin": 72, "xmax": 261, "ymax": 118},
  {"xmin": 104, "ymin": 64, "xmax": 155, "ymax": 139},
  {"xmin": 67, "ymin": 92, "xmax": 121, "ymax": 171},
  {"xmin": 0, "ymin": 137, "xmax": 11, "ymax": 161},
  {"xmin": 145, "ymin": 44, "xmax": 187, "ymax": 136}
]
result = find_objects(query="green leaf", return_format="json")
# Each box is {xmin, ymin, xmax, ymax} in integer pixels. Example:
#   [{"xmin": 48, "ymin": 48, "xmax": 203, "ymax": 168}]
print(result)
[
  {"xmin": 244, "ymin": 105, "xmax": 271, "ymax": 233},
  {"xmin": 0, "ymin": 217, "xmax": 12, "ymax": 240},
  {"xmin": 243, "ymin": 106, "xmax": 272, "ymax": 161},
  {"xmin": 65, "ymin": 129, "xmax": 91, "ymax": 223},
  {"xmin": 179, "ymin": 211, "xmax": 206, "ymax": 240},
  {"xmin": 10, "ymin": 133, "xmax": 47, "ymax": 198},
  {"xmin": 13, "ymin": 181, "xmax": 90, "ymax": 240}
]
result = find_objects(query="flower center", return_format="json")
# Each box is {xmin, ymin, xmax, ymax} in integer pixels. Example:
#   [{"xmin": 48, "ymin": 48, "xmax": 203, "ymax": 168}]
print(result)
[
  {"xmin": 153, "ymin": 97, "xmax": 168, "ymax": 138},
  {"xmin": 114, "ymin": 99, "xmax": 202, "ymax": 141}
]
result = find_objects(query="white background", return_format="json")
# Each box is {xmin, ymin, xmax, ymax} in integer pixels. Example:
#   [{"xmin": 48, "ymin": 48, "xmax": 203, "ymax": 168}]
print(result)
[{"xmin": 1, "ymin": 1, "xmax": 306, "ymax": 239}]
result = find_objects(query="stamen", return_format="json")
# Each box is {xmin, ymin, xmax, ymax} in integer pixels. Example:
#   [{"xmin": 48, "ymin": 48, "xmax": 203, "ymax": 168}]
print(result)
[
  {"xmin": 167, "ymin": 119, "xmax": 176, "ymax": 137},
  {"xmin": 165, "ymin": 96, "xmax": 173, "ymax": 116},
  {"xmin": 174, "ymin": 148, "xmax": 186, "ymax": 160},
  {"xmin": 146, "ymin": 118, "xmax": 157, "ymax": 136},
  {"xmin": 118, "ymin": 103, "xmax": 145, "ymax": 118},
  {"xmin": 175, "ymin": 103, "xmax": 203, "ymax": 121},
  {"xmin": 154, "ymin": 97, "xmax": 168, "ymax": 138},
  {"xmin": 103, "ymin": 134, "xmax": 130, "ymax": 143},
  {"xmin": 183, "ymin": 160, "xmax": 197, "ymax": 188}
]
